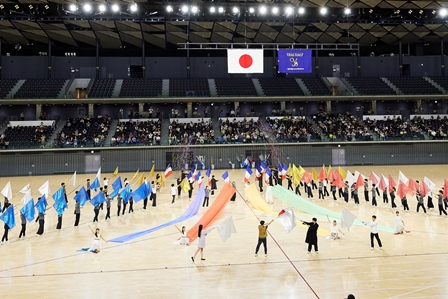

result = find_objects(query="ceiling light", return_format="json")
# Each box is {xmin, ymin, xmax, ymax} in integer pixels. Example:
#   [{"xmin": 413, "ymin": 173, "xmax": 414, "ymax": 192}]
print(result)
[
  {"xmin": 344, "ymin": 8, "xmax": 351, "ymax": 15},
  {"xmin": 209, "ymin": 6, "xmax": 216, "ymax": 13},
  {"xmin": 15, "ymin": 4, "xmax": 19, "ymax": 9},
  {"xmin": 249, "ymin": 7, "xmax": 255, "ymax": 14},
  {"xmin": 298, "ymin": 7, "xmax": 305, "ymax": 15},
  {"xmin": 28, "ymin": 5, "xmax": 33, "ymax": 9},
  {"xmin": 69, "ymin": 4, "xmax": 77, "ymax": 12},
  {"xmin": 218, "ymin": 6, "xmax": 224, "ymax": 13},
  {"xmin": 129, "ymin": 4, "xmax": 137, "ymax": 13},
  {"xmin": 98, "ymin": 4, "xmax": 106, "ymax": 13},
  {"xmin": 166, "ymin": 5, "xmax": 173, "ymax": 13},
  {"xmin": 111, "ymin": 4, "xmax": 119, "ymax": 12},
  {"xmin": 320, "ymin": 7, "xmax": 328, "ymax": 15},
  {"xmin": 259, "ymin": 5, "xmax": 267, "ymax": 15},
  {"xmin": 181, "ymin": 5, "xmax": 188, "ymax": 13},
  {"xmin": 439, "ymin": 8, "xmax": 447, "ymax": 17},
  {"xmin": 272, "ymin": 7, "xmax": 279, "ymax": 15},
  {"xmin": 191, "ymin": 6, "xmax": 199, "ymax": 13},
  {"xmin": 285, "ymin": 6, "xmax": 293, "ymax": 16},
  {"xmin": 232, "ymin": 6, "xmax": 239, "ymax": 14},
  {"xmin": 83, "ymin": 4, "xmax": 92, "ymax": 13}
]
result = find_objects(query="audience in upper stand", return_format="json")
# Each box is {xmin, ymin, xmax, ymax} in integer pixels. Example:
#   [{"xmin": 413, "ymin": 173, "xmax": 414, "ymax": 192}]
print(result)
[
  {"xmin": 218, "ymin": 117, "xmax": 263, "ymax": 144},
  {"xmin": 410, "ymin": 116, "xmax": 448, "ymax": 140},
  {"xmin": 315, "ymin": 111, "xmax": 373, "ymax": 141},
  {"xmin": 265, "ymin": 116, "xmax": 321, "ymax": 142},
  {"xmin": 168, "ymin": 119, "xmax": 213, "ymax": 145},
  {"xmin": 364, "ymin": 116, "xmax": 424, "ymax": 140},
  {"xmin": 112, "ymin": 119, "xmax": 162, "ymax": 146},
  {"xmin": 56, "ymin": 116, "xmax": 110, "ymax": 148}
]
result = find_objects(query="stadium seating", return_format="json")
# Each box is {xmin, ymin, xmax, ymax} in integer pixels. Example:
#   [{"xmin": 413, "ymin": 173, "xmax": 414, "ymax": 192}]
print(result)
[
  {"xmin": 214, "ymin": 78, "xmax": 257, "ymax": 97},
  {"xmin": 57, "ymin": 116, "xmax": 110, "ymax": 147},
  {"xmin": 119, "ymin": 78, "xmax": 163, "ymax": 98},
  {"xmin": 364, "ymin": 116, "xmax": 424, "ymax": 140},
  {"xmin": 314, "ymin": 112, "xmax": 373, "ymax": 141},
  {"xmin": 258, "ymin": 78, "xmax": 305, "ymax": 96},
  {"xmin": 112, "ymin": 119, "xmax": 162, "ymax": 146},
  {"xmin": 88, "ymin": 79, "xmax": 116, "ymax": 98},
  {"xmin": 410, "ymin": 116, "xmax": 448, "ymax": 140},
  {"xmin": 14, "ymin": 79, "xmax": 66, "ymax": 99},
  {"xmin": 0, "ymin": 79, "xmax": 18, "ymax": 98},
  {"xmin": 387, "ymin": 77, "xmax": 441, "ymax": 95},
  {"xmin": 345, "ymin": 77, "xmax": 395, "ymax": 95},
  {"xmin": 301, "ymin": 78, "xmax": 332, "ymax": 96},
  {"xmin": 169, "ymin": 118, "xmax": 213, "ymax": 145},
  {"xmin": 169, "ymin": 78, "xmax": 210, "ymax": 97},
  {"xmin": 2, "ymin": 121, "xmax": 55, "ymax": 149}
]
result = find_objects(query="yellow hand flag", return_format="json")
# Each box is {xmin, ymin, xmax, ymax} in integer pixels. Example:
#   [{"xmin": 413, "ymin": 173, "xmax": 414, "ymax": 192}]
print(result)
[
  {"xmin": 286, "ymin": 163, "xmax": 293, "ymax": 177},
  {"xmin": 180, "ymin": 177, "xmax": 190, "ymax": 193},
  {"xmin": 338, "ymin": 166, "xmax": 347, "ymax": 180},
  {"xmin": 133, "ymin": 169, "xmax": 140, "ymax": 179},
  {"xmin": 327, "ymin": 165, "xmax": 333, "ymax": 176},
  {"xmin": 292, "ymin": 164, "xmax": 301, "ymax": 186},
  {"xmin": 113, "ymin": 167, "xmax": 119, "ymax": 177},
  {"xmin": 149, "ymin": 165, "xmax": 155, "ymax": 178},
  {"xmin": 157, "ymin": 173, "xmax": 165, "ymax": 188},
  {"xmin": 311, "ymin": 168, "xmax": 319, "ymax": 181},
  {"xmin": 136, "ymin": 173, "xmax": 145, "ymax": 185},
  {"xmin": 298, "ymin": 165, "xmax": 306, "ymax": 178}
]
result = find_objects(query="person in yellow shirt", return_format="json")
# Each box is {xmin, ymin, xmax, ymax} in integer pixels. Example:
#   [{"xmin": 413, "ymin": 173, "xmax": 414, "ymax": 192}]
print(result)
[{"xmin": 255, "ymin": 219, "xmax": 274, "ymax": 257}]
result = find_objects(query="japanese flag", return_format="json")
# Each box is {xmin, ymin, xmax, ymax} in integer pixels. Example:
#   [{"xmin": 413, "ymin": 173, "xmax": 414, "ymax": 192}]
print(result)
[{"xmin": 227, "ymin": 49, "xmax": 264, "ymax": 73}]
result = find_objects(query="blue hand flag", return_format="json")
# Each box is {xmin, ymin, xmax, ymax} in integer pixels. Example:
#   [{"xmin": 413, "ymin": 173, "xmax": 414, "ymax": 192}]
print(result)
[
  {"xmin": 35, "ymin": 195, "xmax": 48, "ymax": 214},
  {"xmin": 206, "ymin": 166, "xmax": 211, "ymax": 177},
  {"xmin": 52, "ymin": 186, "xmax": 65, "ymax": 203},
  {"xmin": 53, "ymin": 197, "xmax": 68, "ymax": 216},
  {"xmin": 90, "ymin": 177, "xmax": 100, "ymax": 191},
  {"xmin": 21, "ymin": 198, "xmax": 35, "ymax": 222},
  {"xmin": 120, "ymin": 185, "xmax": 131, "ymax": 204},
  {"xmin": 112, "ymin": 176, "xmax": 122, "ymax": 191},
  {"xmin": 74, "ymin": 186, "xmax": 89, "ymax": 206},
  {"xmin": 110, "ymin": 188, "xmax": 120, "ymax": 199},
  {"xmin": 90, "ymin": 192, "xmax": 106, "ymax": 207},
  {"xmin": 0, "ymin": 205, "xmax": 16, "ymax": 229},
  {"xmin": 131, "ymin": 182, "xmax": 149, "ymax": 202}
]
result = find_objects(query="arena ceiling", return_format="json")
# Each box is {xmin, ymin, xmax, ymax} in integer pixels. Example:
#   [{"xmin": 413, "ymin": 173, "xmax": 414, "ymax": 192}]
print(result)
[{"xmin": 0, "ymin": 0, "xmax": 448, "ymax": 49}]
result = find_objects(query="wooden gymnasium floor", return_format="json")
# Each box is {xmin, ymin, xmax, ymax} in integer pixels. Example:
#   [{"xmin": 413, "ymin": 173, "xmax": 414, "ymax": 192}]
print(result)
[{"xmin": 1, "ymin": 164, "xmax": 448, "ymax": 299}]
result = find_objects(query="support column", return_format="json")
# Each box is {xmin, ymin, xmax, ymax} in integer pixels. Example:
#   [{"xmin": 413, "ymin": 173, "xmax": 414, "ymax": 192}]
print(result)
[
  {"xmin": 273, "ymin": 48, "xmax": 277, "ymax": 76},
  {"xmin": 326, "ymin": 100, "xmax": 331, "ymax": 113},
  {"xmin": 0, "ymin": 39, "xmax": 2, "ymax": 79},
  {"xmin": 371, "ymin": 100, "xmax": 377, "ymax": 114},
  {"xmin": 416, "ymin": 99, "xmax": 422, "ymax": 113},
  {"xmin": 187, "ymin": 102, "xmax": 192, "ymax": 118},
  {"xmin": 88, "ymin": 103, "xmax": 94, "ymax": 118},
  {"xmin": 48, "ymin": 38, "xmax": 52, "ymax": 79},
  {"xmin": 357, "ymin": 47, "xmax": 361, "ymax": 77},
  {"xmin": 142, "ymin": 39, "xmax": 146, "ymax": 78},
  {"xmin": 399, "ymin": 39, "xmax": 403, "ymax": 77},
  {"xmin": 234, "ymin": 102, "xmax": 239, "ymax": 116},
  {"xmin": 186, "ymin": 44, "xmax": 190, "ymax": 79},
  {"xmin": 280, "ymin": 101, "xmax": 286, "ymax": 111},
  {"xmin": 441, "ymin": 38, "xmax": 445, "ymax": 77},
  {"xmin": 96, "ymin": 39, "xmax": 100, "ymax": 79},
  {"xmin": 36, "ymin": 104, "xmax": 42, "ymax": 120},
  {"xmin": 138, "ymin": 103, "xmax": 144, "ymax": 115},
  {"xmin": 315, "ymin": 48, "xmax": 319, "ymax": 76}
]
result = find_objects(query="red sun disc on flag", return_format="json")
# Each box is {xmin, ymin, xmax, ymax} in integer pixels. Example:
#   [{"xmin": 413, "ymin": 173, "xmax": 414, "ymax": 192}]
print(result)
[{"xmin": 239, "ymin": 54, "xmax": 253, "ymax": 68}]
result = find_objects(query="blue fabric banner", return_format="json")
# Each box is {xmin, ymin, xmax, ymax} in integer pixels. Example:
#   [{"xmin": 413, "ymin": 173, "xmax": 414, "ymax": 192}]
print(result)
[
  {"xmin": 278, "ymin": 49, "xmax": 312, "ymax": 73},
  {"xmin": 109, "ymin": 185, "xmax": 205, "ymax": 243}
]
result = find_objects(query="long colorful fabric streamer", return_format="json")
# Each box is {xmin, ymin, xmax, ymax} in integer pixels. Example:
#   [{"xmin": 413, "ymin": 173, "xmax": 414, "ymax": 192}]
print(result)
[
  {"xmin": 109, "ymin": 185, "xmax": 205, "ymax": 243},
  {"xmin": 272, "ymin": 185, "xmax": 394, "ymax": 233},
  {"xmin": 186, "ymin": 182, "xmax": 235, "ymax": 243},
  {"xmin": 244, "ymin": 184, "xmax": 329, "ymax": 235}
]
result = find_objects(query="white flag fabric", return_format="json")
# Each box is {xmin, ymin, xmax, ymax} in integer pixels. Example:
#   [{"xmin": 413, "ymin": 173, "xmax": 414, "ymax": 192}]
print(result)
[
  {"xmin": 424, "ymin": 176, "xmax": 436, "ymax": 192},
  {"xmin": 215, "ymin": 216, "xmax": 237, "ymax": 243},
  {"xmin": 346, "ymin": 170, "xmax": 356, "ymax": 186},
  {"xmin": 278, "ymin": 209, "xmax": 296, "ymax": 233},
  {"xmin": 354, "ymin": 171, "xmax": 366, "ymax": 181},
  {"xmin": 38, "ymin": 181, "xmax": 50, "ymax": 198},
  {"xmin": 19, "ymin": 183, "xmax": 30, "ymax": 194},
  {"xmin": 70, "ymin": 171, "xmax": 77, "ymax": 188},
  {"xmin": 227, "ymin": 49, "xmax": 264, "ymax": 73},
  {"xmin": 1, "ymin": 181, "xmax": 12, "ymax": 200},
  {"xmin": 21, "ymin": 190, "xmax": 32, "ymax": 204},
  {"xmin": 398, "ymin": 171, "xmax": 409, "ymax": 184},
  {"xmin": 341, "ymin": 207, "xmax": 357, "ymax": 231},
  {"xmin": 96, "ymin": 167, "xmax": 101, "ymax": 180}
]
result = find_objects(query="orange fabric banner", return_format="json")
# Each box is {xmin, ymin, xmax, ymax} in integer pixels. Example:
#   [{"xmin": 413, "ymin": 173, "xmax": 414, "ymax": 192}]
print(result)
[{"xmin": 186, "ymin": 182, "xmax": 235, "ymax": 242}]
